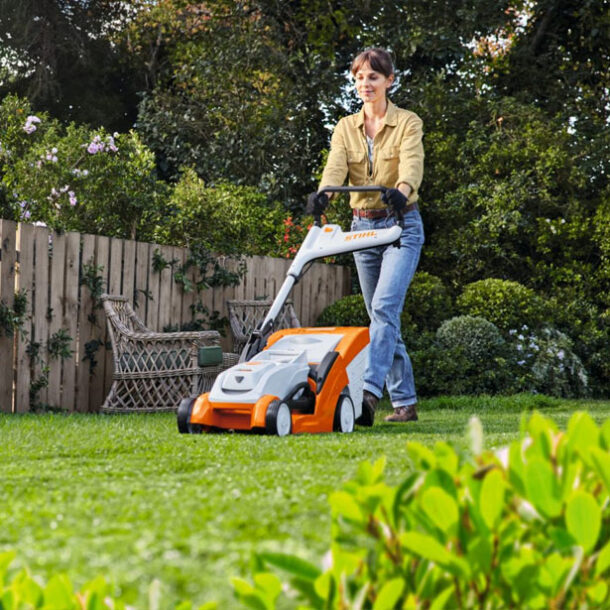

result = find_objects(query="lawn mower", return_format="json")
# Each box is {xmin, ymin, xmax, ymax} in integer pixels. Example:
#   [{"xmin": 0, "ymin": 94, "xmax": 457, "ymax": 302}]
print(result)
[{"xmin": 177, "ymin": 186, "xmax": 404, "ymax": 436}]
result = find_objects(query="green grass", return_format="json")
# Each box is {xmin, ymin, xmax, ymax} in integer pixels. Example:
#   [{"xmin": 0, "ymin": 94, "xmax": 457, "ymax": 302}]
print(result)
[{"xmin": 1, "ymin": 395, "xmax": 610, "ymax": 607}]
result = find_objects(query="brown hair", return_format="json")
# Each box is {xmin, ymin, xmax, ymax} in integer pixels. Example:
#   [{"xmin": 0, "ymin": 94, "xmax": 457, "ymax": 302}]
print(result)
[{"xmin": 351, "ymin": 48, "xmax": 395, "ymax": 78}]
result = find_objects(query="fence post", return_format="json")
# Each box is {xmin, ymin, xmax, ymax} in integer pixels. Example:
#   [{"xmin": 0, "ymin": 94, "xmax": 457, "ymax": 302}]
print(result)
[{"xmin": 0, "ymin": 219, "xmax": 17, "ymax": 413}]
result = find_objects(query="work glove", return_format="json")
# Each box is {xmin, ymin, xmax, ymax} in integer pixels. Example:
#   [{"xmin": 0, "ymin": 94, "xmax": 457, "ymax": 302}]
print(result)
[
  {"xmin": 306, "ymin": 191, "xmax": 329, "ymax": 216},
  {"xmin": 381, "ymin": 188, "xmax": 408, "ymax": 213}
]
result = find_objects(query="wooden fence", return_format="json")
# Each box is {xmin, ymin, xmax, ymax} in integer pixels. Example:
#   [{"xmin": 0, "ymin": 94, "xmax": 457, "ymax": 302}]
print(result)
[{"xmin": 0, "ymin": 220, "xmax": 351, "ymax": 414}]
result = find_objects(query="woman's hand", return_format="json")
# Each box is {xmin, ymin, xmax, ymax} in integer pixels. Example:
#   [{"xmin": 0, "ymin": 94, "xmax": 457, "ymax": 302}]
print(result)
[
  {"xmin": 382, "ymin": 187, "xmax": 408, "ymax": 212},
  {"xmin": 306, "ymin": 191, "xmax": 329, "ymax": 215}
]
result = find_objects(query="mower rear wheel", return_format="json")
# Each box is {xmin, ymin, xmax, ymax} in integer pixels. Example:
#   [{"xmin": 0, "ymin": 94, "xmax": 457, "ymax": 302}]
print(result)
[
  {"xmin": 177, "ymin": 396, "xmax": 203, "ymax": 434},
  {"xmin": 265, "ymin": 400, "xmax": 292, "ymax": 437},
  {"xmin": 334, "ymin": 394, "xmax": 355, "ymax": 433}
]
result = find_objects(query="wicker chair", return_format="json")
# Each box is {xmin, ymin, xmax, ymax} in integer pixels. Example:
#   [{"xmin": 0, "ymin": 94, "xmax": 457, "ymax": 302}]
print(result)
[
  {"xmin": 227, "ymin": 299, "xmax": 301, "ymax": 355},
  {"xmin": 100, "ymin": 294, "xmax": 238, "ymax": 413}
]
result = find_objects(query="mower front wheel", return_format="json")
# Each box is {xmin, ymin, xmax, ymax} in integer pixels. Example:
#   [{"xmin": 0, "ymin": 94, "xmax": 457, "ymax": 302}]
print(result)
[
  {"xmin": 334, "ymin": 394, "xmax": 355, "ymax": 433},
  {"xmin": 265, "ymin": 400, "xmax": 292, "ymax": 437},
  {"xmin": 177, "ymin": 396, "xmax": 203, "ymax": 434}
]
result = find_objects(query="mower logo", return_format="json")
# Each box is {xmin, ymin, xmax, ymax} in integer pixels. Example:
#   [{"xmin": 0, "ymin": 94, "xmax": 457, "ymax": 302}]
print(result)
[{"xmin": 345, "ymin": 231, "xmax": 377, "ymax": 242}]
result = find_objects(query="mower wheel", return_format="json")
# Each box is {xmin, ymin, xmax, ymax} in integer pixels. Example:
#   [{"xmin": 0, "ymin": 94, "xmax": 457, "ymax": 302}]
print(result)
[
  {"xmin": 334, "ymin": 394, "xmax": 355, "ymax": 433},
  {"xmin": 265, "ymin": 400, "xmax": 292, "ymax": 437},
  {"xmin": 177, "ymin": 396, "xmax": 203, "ymax": 434}
]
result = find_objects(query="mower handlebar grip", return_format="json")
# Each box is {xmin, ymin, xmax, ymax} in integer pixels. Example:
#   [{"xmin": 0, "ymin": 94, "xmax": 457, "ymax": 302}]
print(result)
[{"xmin": 319, "ymin": 186, "xmax": 387, "ymax": 194}]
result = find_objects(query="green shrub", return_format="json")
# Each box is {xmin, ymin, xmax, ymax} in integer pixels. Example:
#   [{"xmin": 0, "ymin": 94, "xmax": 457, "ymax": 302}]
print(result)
[
  {"xmin": 0, "ymin": 552, "xmax": 217, "ymax": 609},
  {"xmin": 436, "ymin": 315, "xmax": 505, "ymax": 362},
  {"xmin": 410, "ymin": 316, "xmax": 514, "ymax": 396},
  {"xmin": 153, "ymin": 168, "xmax": 290, "ymax": 256},
  {"xmin": 315, "ymin": 294, "xmax": 369, "ymax": 327},
  {"xmin": 238, "ymin": 412, "xmax": 610, "ymax": 609},
  {"xmin": 457, "ymin": 279, "xmax": 550, "ymax": 332},
  {"xmin": 402, "ymin": 271, "xmax": 453, "ymax": 334},
  {"xmin": 316, "ymin": 272, "xmax": 452, "ymax": 334}
]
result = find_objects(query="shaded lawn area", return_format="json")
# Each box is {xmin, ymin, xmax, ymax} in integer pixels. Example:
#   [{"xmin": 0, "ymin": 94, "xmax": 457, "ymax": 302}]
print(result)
[{"xmin": 1, "ymin": 395, "xmax": 609, "ymax": 607}]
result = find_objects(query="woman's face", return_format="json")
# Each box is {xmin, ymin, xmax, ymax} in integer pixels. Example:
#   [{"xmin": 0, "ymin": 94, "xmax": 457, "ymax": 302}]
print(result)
[{"xmin": 354, "ymin": 62, "xmax": 394, "ymax": 104}]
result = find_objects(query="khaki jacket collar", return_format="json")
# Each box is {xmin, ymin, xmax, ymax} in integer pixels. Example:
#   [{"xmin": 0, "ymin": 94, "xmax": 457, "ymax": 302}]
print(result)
[{"xmin": 354, "ymin": 99, "xmax": 398, "ymax": 129}]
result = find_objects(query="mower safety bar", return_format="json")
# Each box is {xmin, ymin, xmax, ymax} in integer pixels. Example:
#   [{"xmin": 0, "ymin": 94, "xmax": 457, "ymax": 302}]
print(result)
[
  {"xmin": 319, "ymin": 186, "xmax": 387, "ymax": 194},
  {"xmin": 318, "ymin": 185, "xmax": 404, "ymax": 228}
]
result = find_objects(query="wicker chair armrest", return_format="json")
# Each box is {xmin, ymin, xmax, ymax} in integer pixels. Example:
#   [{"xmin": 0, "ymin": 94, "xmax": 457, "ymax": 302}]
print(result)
[{"xmin": 121, "ymin": 329, "xmax": 221, "ymax": 344}]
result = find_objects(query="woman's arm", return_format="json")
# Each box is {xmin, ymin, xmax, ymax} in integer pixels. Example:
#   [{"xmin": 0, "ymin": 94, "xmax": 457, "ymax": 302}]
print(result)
[{"xmin": 397, "ymin": 114, "xmax": 424, "ymax": 203}]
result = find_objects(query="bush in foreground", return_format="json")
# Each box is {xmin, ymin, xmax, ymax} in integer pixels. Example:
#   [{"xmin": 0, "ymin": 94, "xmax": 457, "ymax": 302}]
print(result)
[{"xmin": 238, "ymin": 412, "xmax": 610, "ymax": 608}]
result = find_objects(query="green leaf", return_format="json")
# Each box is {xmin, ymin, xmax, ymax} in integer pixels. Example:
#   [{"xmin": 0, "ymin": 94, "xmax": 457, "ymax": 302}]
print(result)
[
  {"xmin": 253, "ymin": 573, "xmax": 282, "ymax": 601},
  {"xmin": 524, "ymin": 457, "xmax": 562, "ymax": 518},
  {"xmin": 590, "ymin": 447, "xmax": 610, "ymax": 493},
  {"xmin": 258, "ymin": 552, "xmax": 321, "ymax": 581},
  {"xmin": 0, "ymin": 551, "xmax": 15, "ymax": 587},
  {"xmin": 565, "ymin": 491, "xmax": 601, "ymax": 553},
  {"xmin": 430, "ymin": 586, "xmax": 454, "ymax": 610},
  {"xmin": 433, "ymin": 442, "xmax": 459, "ymax": 475},
  {"xmin": 329, "ymin": 491, "xmax": 363, "ymax": 522},
  {"xmin": 420, "ymin": 487, "xmax": 458, "ymax": 536},
  {"xmin": 466, "ymin": 536, "xmax": 492, "ymax": 574},
  {"xmin": 43, "ymin": 574, "xmax": 76, "ymax": 609},
  {"xmin": 407, "ymin": 442, "xmax": 436, "ymax": 470},
  {"xmin": 600, "ymin": 419, "xmax": 610, "ymax": 450},
  {"xmin": 595, "ymin": 539, "xmax": 610, "ymax": 577},
  {"xmin": 401, "ymin": 532, "xmax": 469, "ymax": 578},
  {"xmin": 372, "ymin": 578, "xmax": 404, "ymax": 610},
  {"xmin": 231, "ymin": 577, "xmax": 255, "ymax": 597},
  {"xmin": 508, "ymin": 441, "xmax": 526, "ymax": 495},
  {"xmin": 587, "ymin": 581, "xmax": 608, "ymax": 604},
  {"xmin": 479, "ymin": 469, "xmax": 505, "ymax": 529},
  {"xmin": 567, "ymin": 412, "xmax": 600, "ymax": 463}
]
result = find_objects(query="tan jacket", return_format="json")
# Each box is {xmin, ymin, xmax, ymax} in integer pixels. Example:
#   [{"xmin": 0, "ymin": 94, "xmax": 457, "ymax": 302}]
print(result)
[{"xmin": 319, "ymin": 100, "xmax": 424, "ymax": 209}]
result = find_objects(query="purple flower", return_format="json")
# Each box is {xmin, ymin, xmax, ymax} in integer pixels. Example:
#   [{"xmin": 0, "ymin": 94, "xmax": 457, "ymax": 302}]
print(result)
[
  {"xmin": 68, "ymin": 191, "xmax": 77, "ymax": 206},
  {"xmin": 23, "ymin": 210, "xmax": 31, "ymax": 220},
  {"xmin": 23, "ymin": 115, "xmax": 41, "ymax": 134}
]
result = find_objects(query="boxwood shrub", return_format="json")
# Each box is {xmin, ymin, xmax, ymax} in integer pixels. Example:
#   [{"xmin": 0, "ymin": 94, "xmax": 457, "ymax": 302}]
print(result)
[{"xmin": 457, "ymin": 278, "xmax": 550, "ymax": 332}]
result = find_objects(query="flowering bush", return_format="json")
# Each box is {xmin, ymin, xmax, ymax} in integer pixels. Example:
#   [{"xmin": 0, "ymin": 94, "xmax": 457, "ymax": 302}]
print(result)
[
  {"xmin": 509, "ymin": 326, "xmax": 589, "ymax": 398},
  {"xmin": 0, "ymin": 94, "xmax": 167, "ymax": 239}
]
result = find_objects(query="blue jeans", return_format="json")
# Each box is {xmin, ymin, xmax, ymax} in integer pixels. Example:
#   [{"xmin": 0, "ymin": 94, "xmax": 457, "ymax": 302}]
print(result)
[{"xmin": 352, "ymin": 210, "xmax": 424, "ymax": 407}]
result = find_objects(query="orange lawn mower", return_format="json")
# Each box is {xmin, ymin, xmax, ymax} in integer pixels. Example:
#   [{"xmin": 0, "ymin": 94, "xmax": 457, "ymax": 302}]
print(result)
[{"xmin": 177, "ymin": 186, "xmax": 404, "ymax": 436}]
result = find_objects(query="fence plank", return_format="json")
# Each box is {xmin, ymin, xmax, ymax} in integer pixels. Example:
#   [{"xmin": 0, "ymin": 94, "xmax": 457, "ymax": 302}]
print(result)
[
  {"xmin": 15, "ymin": 224, "xmax": 34, "ymax": 412},
  {"xmin": 89, "ymin": 235, "xmax": 110, "ymax": 411},
  {"xmin": 146, "ymin": 245, "xmax": 160, "ymax": 331},
  {"xmin": 157, "ymin": 244, "xmax": 174, "ymax": 332},
  {"xmin": 32, "ymin": 226, "xmax": 50, "ymax": 408},
  {"xmin": 76, "ymin": 234, "xmax": 97, "ymax": 412},
  {"xmin": 61, "ymin": 232, "xmax": 80, "ymax": 411},
  {"xmin": 122, "ymin": 239, "xmax": 136, "ymax": 306},
  {"xmin": 134, "ymin": 241, "xmax": 150, "ymax": 323},
  {"xmin": 0, "ymin": 220, "xmax": 17, "ymax": 413},
  {"xmin": 171, "ymin": 246, "xmax": 185, "ymax": 329},
  {"xmin": 104, "ymin": 238, "xmax": 124, "ymax": 395},
  {"xmin": 47, "ymin": 232, "xmax": 66, "ymax": 408}
]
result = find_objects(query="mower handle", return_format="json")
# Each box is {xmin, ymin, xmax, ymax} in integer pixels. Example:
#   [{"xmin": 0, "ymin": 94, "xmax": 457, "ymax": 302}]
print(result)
[
  {"xmin": 318, "ymin": 185, "xmax": 404, "ymax": 228},
  {"xmin": 319, "ymin": 185, "xmax": 387, "ymax": 194}
]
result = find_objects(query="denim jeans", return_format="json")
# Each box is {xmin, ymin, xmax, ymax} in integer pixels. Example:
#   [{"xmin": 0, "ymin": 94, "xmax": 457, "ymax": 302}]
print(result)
[{"xmin": 352, "ymin": 210, "xmax": 424, "ymax": 407}]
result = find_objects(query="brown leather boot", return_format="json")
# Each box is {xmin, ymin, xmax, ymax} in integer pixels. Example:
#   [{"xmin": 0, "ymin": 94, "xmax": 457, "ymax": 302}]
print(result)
[
  {"xmin": 356, "ymin": 390, "xmax": 378, "ymax": 426},
  {"xmin": 384, "ymin": 404, "xmax": 418, "ymax": 422}
]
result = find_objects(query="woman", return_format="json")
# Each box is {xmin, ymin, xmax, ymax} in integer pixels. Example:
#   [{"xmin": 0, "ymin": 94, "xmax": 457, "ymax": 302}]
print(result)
[{"xmin": 307, "ymin": 48, "xmax": 425, "ymax": 425}]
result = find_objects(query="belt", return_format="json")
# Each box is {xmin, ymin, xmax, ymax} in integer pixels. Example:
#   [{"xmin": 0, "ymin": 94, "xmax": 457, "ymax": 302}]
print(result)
[{"xmin": 352, "ymin": 203, "xmax": 418, "ymax": 219}]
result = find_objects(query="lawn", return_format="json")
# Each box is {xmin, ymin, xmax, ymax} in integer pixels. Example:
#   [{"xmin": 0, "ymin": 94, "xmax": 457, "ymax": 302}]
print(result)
[{"xmin": 1, "ymin": 395, "xmax": 609, "ymax": 607}]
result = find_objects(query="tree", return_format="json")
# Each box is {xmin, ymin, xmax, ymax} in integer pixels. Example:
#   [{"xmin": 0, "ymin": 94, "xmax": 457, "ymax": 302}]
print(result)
[
  {"xmin": 0, "ymin": 0, "xmax": 144, "ymax": 130},
  {"xmin": 128, "ymin": 0, "xmax": 513, "ymax": 207}
]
